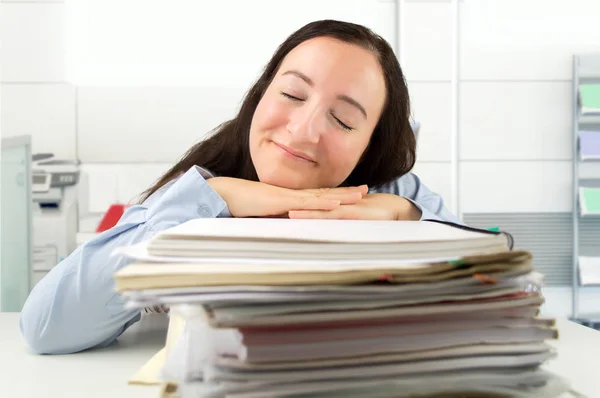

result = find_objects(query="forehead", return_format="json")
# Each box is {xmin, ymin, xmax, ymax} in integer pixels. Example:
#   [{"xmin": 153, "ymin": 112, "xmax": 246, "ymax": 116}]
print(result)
[{"xmin": 277, "ymin": 37, "xmax": 386, "ymax": 105}]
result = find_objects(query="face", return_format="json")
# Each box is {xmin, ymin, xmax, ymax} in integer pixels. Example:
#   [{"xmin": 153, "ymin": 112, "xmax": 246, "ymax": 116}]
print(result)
[{"xmin": 249, "ymin": 36, "xmax": 386, "ymax": 189}]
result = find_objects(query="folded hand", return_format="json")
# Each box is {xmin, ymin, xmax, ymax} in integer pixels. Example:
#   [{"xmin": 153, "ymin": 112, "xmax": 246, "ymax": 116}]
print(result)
[
  {"xmin": 288, "ymin": 193, "xmax": 422, "ymax": 221},
  {"xmin": 208, "ymin": 177, "xmax": 368, "ymax": 218}
]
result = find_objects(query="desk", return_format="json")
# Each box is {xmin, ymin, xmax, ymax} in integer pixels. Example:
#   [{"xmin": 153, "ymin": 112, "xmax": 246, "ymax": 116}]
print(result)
[
  {"xmin": 0, "ymin": 312, "xmax": 166, "ymax": 397},
  {"xmin": 1, "ymin": 313, "xmax": 599, "ymax": 397}
]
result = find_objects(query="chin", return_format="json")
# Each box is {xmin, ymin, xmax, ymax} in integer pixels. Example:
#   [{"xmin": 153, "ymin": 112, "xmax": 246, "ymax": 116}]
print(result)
[{"xmin": 257, "ymin": 168, "xmax": 315, "ymax": 190}]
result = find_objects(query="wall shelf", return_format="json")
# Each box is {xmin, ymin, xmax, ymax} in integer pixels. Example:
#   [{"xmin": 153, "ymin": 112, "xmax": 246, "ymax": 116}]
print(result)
[
  {"xmin": 571, "ymin": 54, "xmax": 600, "ymax": 328},
  {"xmin": 578, "ymin": 114, "xmax": 600, "ymax": 125}
]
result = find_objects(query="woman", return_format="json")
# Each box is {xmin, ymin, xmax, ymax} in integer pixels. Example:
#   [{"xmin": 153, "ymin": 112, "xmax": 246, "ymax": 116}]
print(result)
[{"xmin": 20, "ymin": 19, "xmax": 461, "ymax": 355}]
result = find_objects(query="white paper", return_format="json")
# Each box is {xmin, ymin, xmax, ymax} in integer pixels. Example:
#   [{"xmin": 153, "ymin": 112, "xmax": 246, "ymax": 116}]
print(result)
[
  {"xmin": 113, "ymin": 240, "xmax": 457, "ymax": 266},
  {"xmin": 579, "ymin": 256, "xmax": 600, "ymax": 285},
  {"xmin": 205, "ymin": 351, "xmax": 556, "ymax": 382},
  {"xmin": 154, "ymin": 218, "xmax": 499, "ymax": 244},
  {"xmin": 215, "ymin": 341, "xmax": 552, "ymax": 371},
  {"xmin": 210, "ymin": 295, "xmax": 544, "ymax": 327},
  {"xmin": 121, "ymin": 270, "xmax": 540, "ymax": 298},
  {"xmin": 207, "ymin": 286, "xmax": 530, "ymax": 317}
]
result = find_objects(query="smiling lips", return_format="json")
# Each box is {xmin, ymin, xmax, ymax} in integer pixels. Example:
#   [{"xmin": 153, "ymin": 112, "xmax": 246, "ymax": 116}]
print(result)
[{"xmin": 272, "ymin": 141, "xmax": 317, "ymax": 163}]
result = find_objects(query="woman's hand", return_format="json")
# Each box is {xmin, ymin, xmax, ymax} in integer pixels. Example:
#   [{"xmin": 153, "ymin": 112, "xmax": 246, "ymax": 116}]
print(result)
[
  {"xmin": 288, "ymin": 193, "xmax": 422, "ymax": 221},
  {"xmin": 208, "ymin": 177, "xmax": 368, "ymax": 218}
]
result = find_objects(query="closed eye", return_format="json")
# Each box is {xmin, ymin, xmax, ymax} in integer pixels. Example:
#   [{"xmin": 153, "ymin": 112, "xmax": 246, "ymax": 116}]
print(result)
[
  {"xmin": 331, "ymin": 113, "xmax": 354, "ymax": 131},
  {"xmin": 280, "ymin": 92, "xmax": 304, "ymax": 101},
  {"xmin": 281, "ymin": 91, "xmax": 353, "ymax": 131}
]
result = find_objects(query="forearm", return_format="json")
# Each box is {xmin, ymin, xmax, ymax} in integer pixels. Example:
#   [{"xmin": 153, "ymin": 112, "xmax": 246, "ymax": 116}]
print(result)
[
  {"xmin": 20, "ymin": 216, "xmax": 154, "ymax": 354},
  {"xmin": 394, "ymin": 196, "xmax": 422, "ymax": 221}
]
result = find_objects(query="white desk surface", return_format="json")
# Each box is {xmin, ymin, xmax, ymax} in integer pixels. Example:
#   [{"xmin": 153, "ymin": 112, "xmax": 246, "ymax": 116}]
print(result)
[
  {"xmin": 1, "ymin": 313, "xmax": 599, "ymax": 397},
  {"xmin": 1, "ymin": 312, "xmax": 166, "ymax": 397}
]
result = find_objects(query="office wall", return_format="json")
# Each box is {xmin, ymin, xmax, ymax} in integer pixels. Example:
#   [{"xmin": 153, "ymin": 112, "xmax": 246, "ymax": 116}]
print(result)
[
  {"xmin": 1, "ymin": 0, "xmax": 455, "ymax": 211},
  {"xmin": 2, "ymin": 0, "xmax": 600, "ymax": 316}
]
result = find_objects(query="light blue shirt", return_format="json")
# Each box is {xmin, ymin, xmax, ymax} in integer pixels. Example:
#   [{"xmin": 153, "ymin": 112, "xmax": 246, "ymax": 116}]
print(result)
[{"xmin": 19, "ymin": 166, "xmax": 462, "ymax": 354}]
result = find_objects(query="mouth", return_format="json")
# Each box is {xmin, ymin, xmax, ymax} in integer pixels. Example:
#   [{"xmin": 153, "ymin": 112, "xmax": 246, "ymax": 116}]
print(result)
[{"xmin": 272, "ymin": 141, "xmax": 317, "ymax": 164}]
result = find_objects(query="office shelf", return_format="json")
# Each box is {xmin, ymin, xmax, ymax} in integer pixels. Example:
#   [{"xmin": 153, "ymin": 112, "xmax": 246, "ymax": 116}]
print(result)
[
  {"xmin": 578, "ymin": 114, "xmax": 600, "ymax": 125},
  {"xmin": 579, "ymin": 161, "xmax": 600, "ymax": 180},
  {"xmin": 572, "ymin": 54, "xmax": 600, "ymax": 320}
]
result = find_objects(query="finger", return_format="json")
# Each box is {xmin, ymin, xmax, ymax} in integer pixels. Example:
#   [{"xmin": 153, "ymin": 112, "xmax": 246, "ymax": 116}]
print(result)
[
  {"xmin": 290, "ymin": 196, "xmax": 341, "ymax": 211},
  {"xmin": 333, "ymin": 185, "xmax": 369, "ymax": 196},
  {"xmin": 356, "ymin": 185, "xmax": 369, "ymax": 196},
  {"xmin": 289, "ymin": 206, "xmax": 363, "ymax": 220},
  {"xmin": 288, "ymin": 209, "xmax": 341, "ymax": 219},
  {"xmin": 321, "ymin": 191, "xmax": 363, "ymax": 205},
  {"xmin": 344, "ymin": 185, "xmax": 368, "ymax": 196},
  {"xmin": 299, "ymin": 190, "xmax": 363, "ymax": 205},
  {"xmin": 305, "ymin": 185, "xmax": 368, "ymax": 197}
]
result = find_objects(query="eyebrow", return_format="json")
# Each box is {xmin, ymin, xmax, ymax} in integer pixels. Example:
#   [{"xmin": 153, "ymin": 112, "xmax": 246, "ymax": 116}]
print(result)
[
  {"xmin": 337, "ymin": 94, "xmax": 367, "ymax": 119},
  {"xmin": 281, "ymin": 69, "xmax": 368, "ymax": 119}
]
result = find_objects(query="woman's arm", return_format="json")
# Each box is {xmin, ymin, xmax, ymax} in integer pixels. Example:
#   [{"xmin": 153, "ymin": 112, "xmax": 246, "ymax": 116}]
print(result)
[
  {"xmin": 19, "ymin": 166, "xmax": 227, "ymax": 355},
  {"xmin": 373, "ymin": 172, "xmax": 463, "ymax": 224}
]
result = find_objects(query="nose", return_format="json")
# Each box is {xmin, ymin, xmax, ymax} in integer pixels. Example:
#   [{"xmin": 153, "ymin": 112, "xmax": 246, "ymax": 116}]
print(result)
[{"xmin": 286, "ymin": 103, "xmax": 325, "ymax": 144}]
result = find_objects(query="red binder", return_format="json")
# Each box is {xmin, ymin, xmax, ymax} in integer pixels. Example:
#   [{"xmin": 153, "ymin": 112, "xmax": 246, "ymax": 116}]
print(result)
[{"xmin": 95, "ymin": 204, "xmax": 129, "ymax": 233}]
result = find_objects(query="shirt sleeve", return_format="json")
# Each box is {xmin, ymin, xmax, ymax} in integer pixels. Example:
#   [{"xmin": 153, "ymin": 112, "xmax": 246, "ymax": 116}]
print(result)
[
  {"xmin": 377, "ymin": 172, "xmax": 463, "ymax": 225},
  {"xmin": 19, "ymin": 166, "xmax": 228, "ymax": 354}
]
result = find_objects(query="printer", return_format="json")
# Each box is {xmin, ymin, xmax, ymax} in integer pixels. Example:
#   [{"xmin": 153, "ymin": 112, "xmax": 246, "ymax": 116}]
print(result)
[{"xmin": 31, "ymin": 153, "xmax": 80, "ymax": 284}]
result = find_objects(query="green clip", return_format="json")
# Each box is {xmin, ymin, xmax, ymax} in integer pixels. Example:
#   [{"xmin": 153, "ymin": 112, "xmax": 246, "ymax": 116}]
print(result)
[
  {"xmin": 487, "ymin": 227, "xmax": 500, "ymax": 232},
  {"xmin": 449, "ymin": 260, "xmax": 465, "ymax": 266}
]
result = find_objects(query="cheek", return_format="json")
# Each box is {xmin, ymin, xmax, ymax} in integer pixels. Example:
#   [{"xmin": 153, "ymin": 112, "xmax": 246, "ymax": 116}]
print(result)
[
  {"xmin": 320, "ymin": 134, "xmax": 370, "ymax": 172},
  {"xmin": 252, "ymin": 94, "xmax": 289, "ymax": 134},
  {"xmin": 249, "ymin": 95, "xmax": 289, "ymax": 172}
]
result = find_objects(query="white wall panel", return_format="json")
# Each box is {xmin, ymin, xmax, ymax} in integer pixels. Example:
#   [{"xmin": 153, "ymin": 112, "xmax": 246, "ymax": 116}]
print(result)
[
  {"xmin": 541, "ymin": 287, "xmax": 600, "ymax": 318},
  {"xmin": 402, "ymin": 1, "xmax": 452, "ymax": 81},
  {"xmin": 411, "ymin": 161, "xmax": 453, "ymax": 212},
  {"xmin": 460, "ymin": 0, "xmax": 600, "ymax": 80},
  {"xmin": 78, "ymin": 163, "xmax": 172, "ymax": 214},
  {"xmin": 1, "ymin": 84, "xmax": 76, "ymax": 159},
  {"xmin": 460, "ymin": 161, "xmax": 571, "ymax": 213},
  {"xmin": 1, "ymin": 3, "xmax": 66, "ymax": 82},
  {"xmin": 409, "ymin": 82, "xmax": 451, "ymax": 161},
  {"xmin": 0, "ymin": 0, "xmax": 64, "ymax": 2},
  {"xmin": 67, "ymin": 0, "xmax": 394, "ymax": 85},
  {"xmin": 357, "ymin": 0, "xmax": 396, "ymax": 51},
  {"xmin": 115, "ymin": 164, "xmax": 173, "ymax": 205},
  {"xmin": 77, "ymin": 86, "xmax": 247, "ymax": 162},
  {"xmin": 460, "ymin": 82, "xmax": 571, "ymax": 160}
]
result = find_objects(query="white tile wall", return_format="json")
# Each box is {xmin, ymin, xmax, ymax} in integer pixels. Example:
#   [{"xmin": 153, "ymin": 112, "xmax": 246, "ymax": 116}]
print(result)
[
  {"xmin": 401, "ymin": 1, "xmax": 452, "ymax": 81},
  {"xmin": 357, "ymin": 0, "xmax": 396, "ymax": 51},
  {"xmin": 65, "ymin": 0, "xmax": 394, "ymax": 86},
  {"xmin": 1, "ymin": 84, "xmax": 76, "ymax": 159},
  {"xmin": 459, "ymin": 161, "xmax": 572, "ymax": 213},
  {"xmin": 411, "ymin": 161, "xmax": 453, "ymax": 212},
  {"xmin": 459, "ymin": 82, "xmax": 572, "ymax": 160},
  {"xmin": 541, "ymin": 287, "xmax": 600, "ymax": 318},
  {"xmin": 78, "ymin": 163, "xmax": 172, "ymax": 214},
  {"xmin": 409, "ymin": 82, "xmax": 451, "ymax": 161},
  {"xmin": 1, "ymin": 3, "xmax": 66, "ymax": 82},
  {"xmin": 114, "ymin": 164, "xmax": 172, "ymax": 205},
  {"xmin": 1, "ymin": 0, "xmax": 64, "ymax": 2},
  {"xmin": 460, "ymin": 0, "xmax": 600, "ymax": 80},
  {"xmin": 77, "ymin": 86, "xmax": 247, "ymax": 163}
]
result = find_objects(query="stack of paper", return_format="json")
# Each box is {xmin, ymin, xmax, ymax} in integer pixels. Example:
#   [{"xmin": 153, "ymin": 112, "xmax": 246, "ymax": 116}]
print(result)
[{"xmin": 114, "ymin": 218, "xmax": 570, "ymax": 398}]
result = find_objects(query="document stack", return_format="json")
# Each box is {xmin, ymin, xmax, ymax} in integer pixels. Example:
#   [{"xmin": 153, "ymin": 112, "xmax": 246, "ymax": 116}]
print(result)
[{"xmin": 114, "ymin": 218, "xmax": 570, "ymax": 398}]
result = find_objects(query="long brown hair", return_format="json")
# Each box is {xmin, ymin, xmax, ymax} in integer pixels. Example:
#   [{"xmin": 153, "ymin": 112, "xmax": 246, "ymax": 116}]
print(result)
[{"xmin": 139, "ymin": 19, "xmax": 415, "ymax": 203}]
